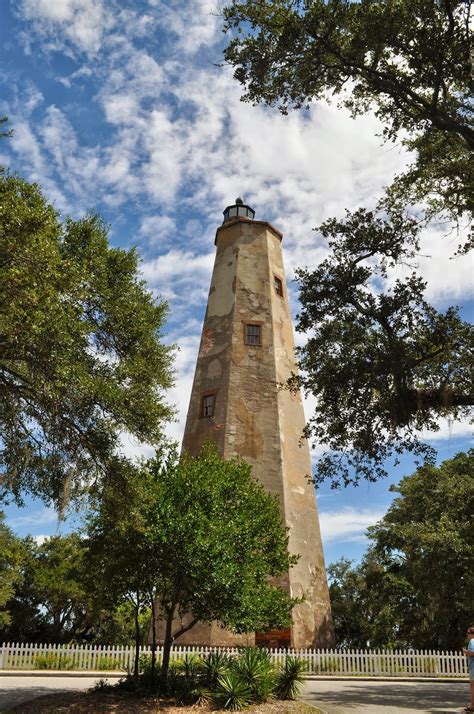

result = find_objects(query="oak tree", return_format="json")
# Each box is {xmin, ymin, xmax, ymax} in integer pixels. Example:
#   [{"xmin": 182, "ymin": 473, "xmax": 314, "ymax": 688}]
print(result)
[
  {"xmin": 223, "ymin": 1, "xmax": 473, "ymax": 484},
  {"xmin": 0, "ymin": 171, "xmax": 174, "ymax": 505},
  {"xmin": 0, "ymin": 513, "xmax": 23, "ymax": 628},
  {"xmin": 292, "ymin": 209, "xmax": 473, "ymax": 486},
  {"xmin": 223, "ymin": 0, "xmax": 473, "ymax": 221},
  {"xmin": 328, "ymin": 451, "xmax": 474, "ymax": 649}
]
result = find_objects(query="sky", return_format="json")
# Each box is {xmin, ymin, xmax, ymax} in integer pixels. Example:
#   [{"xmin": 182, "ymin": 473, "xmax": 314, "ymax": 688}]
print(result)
[{"xmin": 1, "ymin": 0, "xmax": 472, "ymax": 568}]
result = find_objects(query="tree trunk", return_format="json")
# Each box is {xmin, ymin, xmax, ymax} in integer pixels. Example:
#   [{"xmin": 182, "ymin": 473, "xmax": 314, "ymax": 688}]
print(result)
[
  {"xmin": 133, "ymin": 594, "xmax": 140, "ymax": 682},
  {"xmin": 161, "ymin": 606, "xmax": 175, "ymax": 688},
  {"xmin": 150, "ymin": 595, "xmax": 158, "ymax": 689}
]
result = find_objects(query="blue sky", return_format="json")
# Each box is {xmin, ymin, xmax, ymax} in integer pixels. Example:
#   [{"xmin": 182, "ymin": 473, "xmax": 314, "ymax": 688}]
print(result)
[{"xmin": 1, "ymin": 0, "xmax": 472, "ymax": 568}]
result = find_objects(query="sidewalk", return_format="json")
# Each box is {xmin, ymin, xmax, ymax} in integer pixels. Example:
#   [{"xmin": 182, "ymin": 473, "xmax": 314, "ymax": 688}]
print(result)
[{"xmin": 0, "ymin": 670, "xmax": 468, "ymax": 681}]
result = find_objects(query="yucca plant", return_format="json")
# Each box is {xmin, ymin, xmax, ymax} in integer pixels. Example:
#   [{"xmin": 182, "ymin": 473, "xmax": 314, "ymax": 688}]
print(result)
[
  {"xmin": 200, "ymin": 651, "xmax": 232, "ymax": 688},
  {"xmin": 232, "ymin": 647, "xmax": 276, "ymax": 702},
  {"xmin": 176, "ymin": 653, "xmax": 204, "ymax": 682},
  {"xmin": 274, "ymin": 655, "xmax": 308, "ymax": 700},
  {"xmin": 213, "ymin": 672, "xmax": 253, "ymax": 711},
  {"xmin": 193, "ymin": 683, "xmax": 213, "ymax": 708}
]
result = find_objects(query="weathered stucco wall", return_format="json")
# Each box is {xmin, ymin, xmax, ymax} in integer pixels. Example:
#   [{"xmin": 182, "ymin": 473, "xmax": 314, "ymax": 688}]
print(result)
[{"xmin": 174, "ymin": 216, "xmax": 334, "ymax": 647}]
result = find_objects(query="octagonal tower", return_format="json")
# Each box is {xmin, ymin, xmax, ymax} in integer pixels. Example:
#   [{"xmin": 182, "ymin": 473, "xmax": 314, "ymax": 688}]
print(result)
[{"xmin": 177, "ymin": 199, "xmax": 334, "ymax": 647}]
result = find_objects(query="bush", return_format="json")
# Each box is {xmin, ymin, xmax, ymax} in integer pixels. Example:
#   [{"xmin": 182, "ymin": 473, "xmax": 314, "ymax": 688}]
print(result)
[
  {"xmin": 318, "ymin": 656, "xmax": 339, "ymax": 673},
  {"xmin": 91, "ymin": 678, "xmax": 114, "ymax": 693},
  {"xmin": 138, "ymin": 652, "xmax": 163, "ymax": 673},
  {"xmin": 96, "ymin": 655, "xmax": 121, "ymax": 671},
  {"xmin": 200, "ymin": 651, "xmax": 232, "ymax": 688},
  {"xmin": 114, "ymin": 674, "xmax": 140, "ymax": 692},
  {"xmin": 33, "ymin": 653, "xmax": 74, "ymax": 670},
  {"xmin": 108, "ymin": 647, "xmax": 309, "ymax": 710},
  {"xmin": 232, "ymin": 647, "xmax": 276, "ymax": 703},
  {"xmin": 213, "ymin": 672, "xmax": 253, "ymax": 711},
  {"xmin": 275, "ymin": 656, "xmax": 307, "ymax": 700},
  {"xmin": 174, "ymin": 653, "xmax": 204, "ymax": 681}
]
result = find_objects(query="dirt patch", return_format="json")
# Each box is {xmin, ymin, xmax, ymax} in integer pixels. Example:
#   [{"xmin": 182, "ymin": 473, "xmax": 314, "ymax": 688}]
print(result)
[{"xmin": 6, "ymin": 690, "xmax": 318, "ymax": 713}]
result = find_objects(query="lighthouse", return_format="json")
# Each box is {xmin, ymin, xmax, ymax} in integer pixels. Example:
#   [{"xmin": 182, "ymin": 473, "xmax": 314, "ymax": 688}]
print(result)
[{"xmin": 178, "ymin": 199, "xmax": 334, "ymax": 647}]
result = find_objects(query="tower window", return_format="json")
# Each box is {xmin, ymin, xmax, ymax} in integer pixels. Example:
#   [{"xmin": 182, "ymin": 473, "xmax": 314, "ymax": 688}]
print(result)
[
  {"xmin": 244, "ymin": 322, "xmax": 261, "ymax": 346},
  {"xmin": 274, "ymin": 275, "xmax": 283, "ymax": 297},
  {"xmin": 201, "ymin": 393, "xmax": 215, "ymax": 418}
]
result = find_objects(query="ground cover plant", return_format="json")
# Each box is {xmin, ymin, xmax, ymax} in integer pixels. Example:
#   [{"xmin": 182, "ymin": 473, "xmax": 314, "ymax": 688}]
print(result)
[{"xmin": 111, "ymin": 648, "xmax": 308, "ymax": 711}]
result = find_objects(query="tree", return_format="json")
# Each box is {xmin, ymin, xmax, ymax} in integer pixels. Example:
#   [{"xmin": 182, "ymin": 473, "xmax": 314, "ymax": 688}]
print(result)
[
  {"xmin": 291, "ymin": 208, "xmax": 473, "ymax": 486},
  {"xmin": 223, "ymin": 1, "xmax": 473, "ymax": 484},
  {"xmin": 0, "ymin": 533, "xmax": 95, "ymax": 643},
  {"xmin": 328, "ymin": 451, "xmax": 474, "ymax": 650},
  {"xmin": 0, "ymin": 527, "xmax": 150, "ymax": 647},
  {"xmin": 223, "ymin": 0, "xmax": 473, "ymax": 221},
  {"xmin": 0, "ymin": 171, "xmax": 174, "ymax": 505},
  {"xmin": 0, "ymin": 513, "xmax": 23, "ymax": 628},
  {"xmin": 87, "ymin": 444, "xmax": 298, "ymax": 684}
]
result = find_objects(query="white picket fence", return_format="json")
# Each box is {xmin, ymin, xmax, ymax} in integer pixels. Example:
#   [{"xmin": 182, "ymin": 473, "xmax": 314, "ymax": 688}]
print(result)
[{"xmin": 0, "ymin": 642, "xmax": 469, "ymax": 678}]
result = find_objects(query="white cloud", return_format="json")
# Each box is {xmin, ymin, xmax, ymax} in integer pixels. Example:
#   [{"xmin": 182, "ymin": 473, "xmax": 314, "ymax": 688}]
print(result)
[
  {"xmin": 139, "ymin": 215, "xmax": 177, "ymax": 246},
  {"xmin": 33, "ymin": 534, "xmax": 49, "ymax": 545},
  {"xmin": 7, "ymin": 507, "xmax": 57, "ymax": 529},
  {"xmin": 119, "ymin": 432, "xmax": 155, "ymax": 461},
  {"xmin": 141, "ymin": 249, "xmax": 214, "ymax": 303},
  {"xmin": 423, "ymin": 416, "xmax": 472, "ymax": 442},
  {"xmin": 5, "ymin": 0, "xmax": 471, "ymax": 473},
  {"xmin": 383, "ymin": 222, "xmax": 473, "ymax": 305},
  {"xmin": 20, "ymin": 0, "xmax": 113, "ymax": 55},
  {"xmin": 319, "ymin": 507, "xmax": 384, "ymax": 543},
  {"xmin": 150, "ymin": 0, "xmax": 221, "ymax": 54}
]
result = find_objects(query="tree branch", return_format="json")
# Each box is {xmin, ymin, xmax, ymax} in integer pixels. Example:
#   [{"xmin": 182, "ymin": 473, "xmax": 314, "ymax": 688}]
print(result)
[{"xmin": 172, "ymin": 616, "xmax": 200, "ymax": 642}]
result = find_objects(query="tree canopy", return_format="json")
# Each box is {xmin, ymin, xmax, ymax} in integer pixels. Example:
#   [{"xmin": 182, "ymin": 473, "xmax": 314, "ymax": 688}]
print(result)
[
  {"xmin": 2, "ymin": 533, "xmax": 92, "ymax": 643},
  {"xmin": 291, "ymin": 208, "xmax": 473, "ymax": 486},
  {"xmin": 0, "ymin": 171, "xmax": 174, "ymax": 505},
  {"xmin": 0, "ymin": 513, "xmax": 23, "ymax": 628},
  {"xmin": 0, "ymin": 526, "xmax": 151, "ymax": 647},
  {"xmin": 223, "ymin": 0, "xmax": 473, "ymax": 485},
  {"xmin": 223, "ymin": 0, "xmax": 473, "ymax": 220},
  {"xmin": 87, "ymin": 444, "xmax": 297, "ymax": 681},
  {"xmin": 328, "ymin": 451, "xmax": 474, "ymax": 650}
]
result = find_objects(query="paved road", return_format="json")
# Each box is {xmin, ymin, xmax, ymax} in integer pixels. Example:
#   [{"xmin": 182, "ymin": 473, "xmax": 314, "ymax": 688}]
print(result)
[
  {"xmin": 302, "ymin": 679, "xmax": 468, "ymax": 714},
  {"xmin": 0, "ymin": 675, "xmax": 105, "ymax": 712},
  {"xmin": 0, "ymin": 676, "xmax": 469, "ymax": 713}
]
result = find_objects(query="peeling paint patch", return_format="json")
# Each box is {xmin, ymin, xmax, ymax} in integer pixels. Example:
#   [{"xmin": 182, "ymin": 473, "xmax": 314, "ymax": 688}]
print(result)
[{"xmin": 199, "ymin": 328, "xmax": 215, "ymax": 357}]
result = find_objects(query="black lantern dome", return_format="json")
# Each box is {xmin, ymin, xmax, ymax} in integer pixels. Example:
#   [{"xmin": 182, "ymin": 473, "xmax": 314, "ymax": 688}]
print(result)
[{"xmin": 223, "ymin": 197, "xmax": 255, "ymax": 222}]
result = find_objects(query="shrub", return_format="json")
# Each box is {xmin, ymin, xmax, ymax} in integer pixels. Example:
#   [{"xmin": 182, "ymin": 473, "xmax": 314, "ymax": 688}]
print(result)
[
  {"xmin": 213, "ymin": 672, "xmax": 253, "ymax": 711},
  {"xmin": 174, "ymin": 653, "xmax": 204, "ymax": 681},
  {"xmin": 96, "ymin": 655, "xmax": 121, "ymax": 671},
  {"xmin": 232, "ymin": 647, "xmax": 276, "ymax": 702},
  {"xmin": 200, "ymin": 651, "xmax": 232, "ymax": 688},
  {"xmin": 114, "ymin": 674, "xmax": 140, "ymax": 692},
  {"xmin": 318, "ymin": 656, "xmax": 339, "ymax": 673},
  {"xmin": 33, "ymin": 653, "xmax": 74, "ymax": 670},
  {"xmin": 275, "ymin": 656, "xmax": 307, "ymax": 700},
  {"xmin": 91, "ymin": 678, "xmax": 113, "ymax": 693},
  {"xmin": 138, "ymin": 653, "xmax": 161, "ymax": 672},
  {"xmin": 138, "ymin": 652, "xmax": 151, "ymax": 672}
]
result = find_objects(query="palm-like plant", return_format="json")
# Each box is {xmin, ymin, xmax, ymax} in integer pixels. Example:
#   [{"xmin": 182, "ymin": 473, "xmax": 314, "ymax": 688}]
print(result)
[
  {"xmin": 232, "ymin": 647, "xmax": 276, "ymax": 702},
  {"xmin": 176, "ymin": 653, "xmax": 204, "ymax": 681},
  {"xmin": 200, "ymin": 651, "xmax": 232, "ymax": 688},
  {"xmin": 275, "ymin": 655, "xmax": 308, "ymax": 700},
  {"xmin": 213, "ymin": 672, "xmax": 253, "ymax": 711}
]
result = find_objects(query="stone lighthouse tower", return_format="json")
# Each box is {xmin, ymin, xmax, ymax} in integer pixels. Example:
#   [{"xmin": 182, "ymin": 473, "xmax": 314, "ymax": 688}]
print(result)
[{"xmin": 181, "ymin": 199, "xmax": 334, "ymax": 648}]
